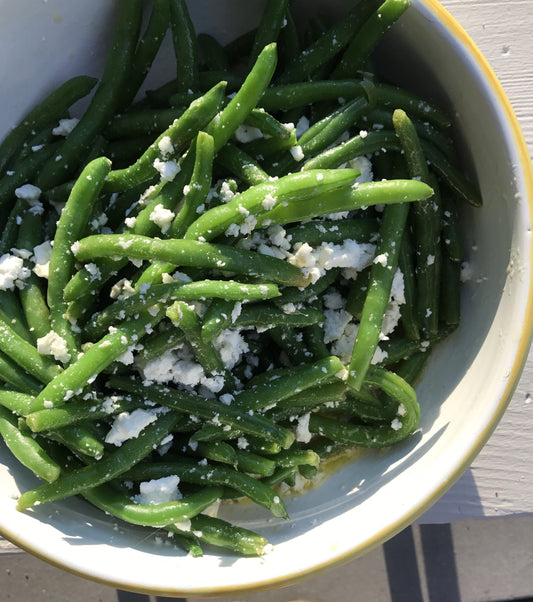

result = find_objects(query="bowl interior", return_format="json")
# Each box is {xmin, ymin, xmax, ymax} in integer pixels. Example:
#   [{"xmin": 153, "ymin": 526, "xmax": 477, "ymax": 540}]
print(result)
[{"xmin": 0, "ymin": 0, "xmax": 531, "ymax": 596}]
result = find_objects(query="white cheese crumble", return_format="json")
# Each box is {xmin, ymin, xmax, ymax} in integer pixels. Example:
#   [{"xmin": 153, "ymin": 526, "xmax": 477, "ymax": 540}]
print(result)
[
  {"xmin": 52, "ymin": 118, "xmax": 79, "ymax": 136},
  {"xmin": 105, "ymin": 408, "xmax": 159, "ymax": 446},
  {"xmin": 131, "ymin": 475, "xmax": 182, "ymax": 505},
  {"xmin": 36, "ymin": 330, "xmax": 71, "ymax": 363},
  {"xmin": 15, "ymin": 183, "xmax": 42, "ymax": 202},
  {"xmin": 149, "ymin": 203, "xmax": 175, "ymax": 234},
  {"xmin": 153, "ymin": 158, "xmax": 180, "ymax": 181},
  {"xmin": 0, "ymin": 253, "xmax": 31, "ymax": 290},
  {"xmin": 32, "ymin": 240, "xmax": 52, "ymax": 279},
  {"xmin": 234, "ymin": 124, "xmax": 263, "ymax": 143}
]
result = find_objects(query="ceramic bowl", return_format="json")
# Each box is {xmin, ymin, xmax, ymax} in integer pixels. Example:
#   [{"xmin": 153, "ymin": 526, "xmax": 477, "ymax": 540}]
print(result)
[{"xmin": 0, "ymin": 0, "xmax": 532, "ymax": 597}]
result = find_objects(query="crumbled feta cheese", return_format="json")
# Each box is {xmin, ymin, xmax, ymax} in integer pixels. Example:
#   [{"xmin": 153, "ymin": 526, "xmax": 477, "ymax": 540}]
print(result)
[
  {"xmin": 15, "ymin": 183, "xmax": 42, "ymax": 202},
  {"xmin": 295, "ymin": 413, "xmax": 312, "ymax": 443},
  {"xmin": 213, "ymin": 329, "xmax": 249, "ymax": 370},
  {"xmin": 110, "ymin": 278, "xmax": 135, "ymax": 299},
  {"xmin": 37, "ymin": 330, "xmax": 71, "ymax": 364},
  {"xmin": 32, "ymin": 241, "xmax": 52, "ymax": 278},
  {"xmin": 149, "ymin": 203, "xmax": 175, "ymax": 234},
  {"xmin": 157, "ymin": 135, "xmax": 174, "ymax": 159},
  {"xmin": 131, "ymin": 475, "xmax": 182, "ymax": 505},
  {"xmin": 105, "ymin": 408, "xmax": 159, "ymax": 446},
  {"xmin": 234, "ymin": 124, "xmax": 263, "ymax": 143},
  {"xmin": 290, "ymin": 145, "xmax": 304, "ymax": 161},
  {"xmin": 153, "ymin": 158, "xmax": 180, "ymax": 181},
  {"xmin": 0, "ymin": 253, "xmax": 31, "ymax": 290},
  {"xmin": 52, "ymin": 118, "xmax": 79, "ymax": 136}
]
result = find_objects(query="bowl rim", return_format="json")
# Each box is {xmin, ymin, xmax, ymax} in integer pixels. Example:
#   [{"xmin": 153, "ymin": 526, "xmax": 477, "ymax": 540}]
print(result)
[{"xmin": 1, "ymin": 0, "xmax": 533, "ymax": 597}]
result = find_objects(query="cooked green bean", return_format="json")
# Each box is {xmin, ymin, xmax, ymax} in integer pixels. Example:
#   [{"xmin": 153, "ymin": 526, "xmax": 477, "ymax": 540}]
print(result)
[
  {"xmin": 104, "ymin": 83, "xmax": 225, "ymax": 193},
  {"xmin": 333, "ymin": 0, "xmax": 410, "ymax": 79},
  {"xmin": 73, "ymin": 234, "xmax": 310, "ymax": 287},
  {"xmin": 347, "ymin": 201, "xmax": 410, "ymax": 391},
  {"xmin": 17, "ymin": 410, "xmax": 182, "ymax": 509},
  {"xmin": 28, "ymin": 308, "xmax": 166, "ymax": 413},
  {"xmin": 35, "ymin": 0, "xmax": 143, "ymax": 190},
  {"xmin": 0, "ymin": 75, "xmax": 97, "ymax": 175},
  {"xmin": 48, "ymin": 156, "xmax": 111, "ymax": 360},
  {"xmin": 0, "ymin": 405, "xmax": 61, "ymax": 483}
]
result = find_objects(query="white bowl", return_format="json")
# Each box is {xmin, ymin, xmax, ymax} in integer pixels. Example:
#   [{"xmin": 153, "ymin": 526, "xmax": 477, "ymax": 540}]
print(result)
[{"xmin": 0, "ymin": 0, "xmax": 532, "ymax": 597}]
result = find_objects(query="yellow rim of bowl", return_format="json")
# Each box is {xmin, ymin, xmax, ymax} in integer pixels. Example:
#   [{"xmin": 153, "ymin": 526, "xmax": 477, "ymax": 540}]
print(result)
[{"xmin": 2, "ymin": 0, "xmax": 533, "ymax": 597}]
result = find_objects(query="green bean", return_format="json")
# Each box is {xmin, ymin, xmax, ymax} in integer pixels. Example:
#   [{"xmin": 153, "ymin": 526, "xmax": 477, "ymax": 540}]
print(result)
[
  {"xmin": 260, "ymin": 80, "xmax": 366, "ymax": 112},
  {"xmin": 208, "ymin": 43, "xmax": 278, "ymax": 151},
  {"xmin": 169, "ymin": 131, "xmax": 215, "ymax": 238},
  {"xmin": 200, "ymin": 299, "xmax": 240, "ymax": 342},
  {"xmin": 362, "ymin": 81, "xmax": 451, "ymax": 129},
  {"xmin": 302, "ymin": 129, "xmax": 399, "ymax": 171},
  {"xmin": 268, "ymin": 96, "xmax": 369, "ymax": 175},
  {"xmin": 256, "ymin": 179, "xmax": 433, "ymax": 227},
  {"xmin": 109, "ymin": 376, "xmax": 295, "ymax": 450},
  {"xmin": 25, "ymin": 394, "xmax": 141, "ymax": 433},
  {"xmin": 85, "ymin": 279, "xmax": 280, "ymax": 341},
  {"xmin": 393, "ymin": 108, "xmax": 441, "ymax": 336},
  {"xmin": 285, "ymin": 217, "xmax": 379, "ymax": 247},
  {"xmin": 278, "ymin": 0, "xmax": 382, "ymax": 83},
  {"xmin": 275, "ymin": 268, "xmax": 340, "ymax": 307},
  {"xmin": 169, "ymin": 0, "xmax": 199, "ymax": 93},
  {"xmin": 215, "ymin": 144, "xmax": 270, "ymax": 187},
  {"xmin": 0, "ymin": 75, "xmax": 97, "ymax": 175},
  {"xmin": 0, "ymin": 390, "xmax": 34, "ymax": 416},
  {"xmin": 0, "ymin": 316, "xmax": 61, "ymax": 385},
  {"xmin": 0, "ymin": 292, "xmax": 32, "ymax": 345},
  {"xmin": 198, "ymin": 33, "xmax": 229, "ymax": 71},
  {"xmin": 395, "ymin": 350, "xmax": 431, "ymax": 386},
  {"xmin": 303, "ymin": 323, "xmax": 331, "ymax": 361},
  {"xmin": 138, "ymin": 327, "xmax": 186, "ymax": 362},
  {"xmin": 245, "ymin": 108, "xmax": 295, "ymax": 141},
  {"xmin": 310, "ymin": 371, "xmax": 419, "ymax": 447},
  {"xmin": 261, "ymin": 466, "xmax": 297, "ymax": 488},
  {"xmin": 84, "ymin": 482, "xmax": 223, "ymax": 528},
  {"xmin": 441, "ymin": 192, "xmax": 464, "ymax": 262},
  {"xmin": 249, "ymin": 0, "xmax": 290, "ymax": 68},
  {"xmin": 420, "ymin": 139, "xmax": 482, "ymax": 207},
  {"xmin": 398, "ymin": 229, "xmax": 420, "ymax": 341},
  {"xmin": 36, "ymin": 0, "xmax": 143, "ymax": 190},
  {"xmin": 234, "ymin": 449, "xmax": 277, "ymax": 477},
  {"xmin": 166, "ymin": 300, "xmax": 230, "ymax": 382},
  {"xmin": 0, "ymin": 353, "xmax": 42, "ymax": 396},
  {"xmin": 191, "ymin": 440, "xmax": 238, "ymax": 466},
  {"xmin": 174, "ymin": 514, "xmax": 269, "ymax": 556},
  {"xmin": 0, "ymin": 143, "xmax": 60, "ymax": 229},
  {"xmin": 232, "ymin": 302, "xmax": 324, "ymax": 331},
  {"xmin": 232, "ymin": 355, "xmax": 346, "ymax": 413},
  {"xmin": 0, "ymin": 406, "xmax": 61, "ymax": 483},
  {"xmin": 346, "ymin": 267, "xmax": 371, "ymax": 321},
  {"xmin": 17, "ymin": 410, "xmax": 182, "ymax": 509},
  {"xmin": 49, "ymin": 423, "xmax": 105, "ymax": 461},
  {"xmin": 185, "ymin": 168, "xmax": 359, "ymax": 242},
  {"xmin": 118, "ymin": 0, "xmax": 171, "ymax": 109},
  {"xmin": 47, "ymin": 156, "xmax": 111, "ymax": 360},
  {"xmin": 123, "ymin": 457, "xmax": 288, "ymax": 518},
  {"xmin": 27, "ymin": 308, "xmax": 166, "ymax": 413},
  {"xmin": 73, "ymin": 234, "xmax": 310, "ymax": 288},
  {"xmin": 361, "ymin": 107, "xmax": 455, "ymax": 158},
  {"xmin": 333, "ymin": 0, "xmax": 411, "ymax": 79},
  {"xmin": 106, "ymin": 108, "xmax": 182, "ymax": 140},
  {"xmin": 269, "ymin": 326, "xmax": 315, "ymax": 365},
  {"xmin": 347, "ymin": 201, "xmax": 410, "ymax": 391},
  {"xmin": 104, "ymin": 83, "xmax": 226, "ymax": 193}
]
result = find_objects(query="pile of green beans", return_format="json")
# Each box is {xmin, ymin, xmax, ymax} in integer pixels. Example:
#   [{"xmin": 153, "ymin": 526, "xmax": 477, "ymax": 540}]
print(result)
[{"xmin": 0, "ymin": 0, "xmax": 479, "ymax": 557}]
